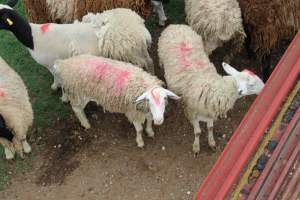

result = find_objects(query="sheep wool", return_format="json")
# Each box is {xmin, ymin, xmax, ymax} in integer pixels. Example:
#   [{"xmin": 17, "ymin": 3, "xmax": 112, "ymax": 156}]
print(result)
[
  {"xmin": 54, "ymin": 54, "xmax": 163, "ymax": 123},
  {"xmin": 81, "ymin": 8, "xmax": 154, "ymax": 72},
  {"xmin": 185, "ymin": 0, "xmax": 246, "ymax": 58},
  {"xmin": 158, "ymin": 25, "xmax": 239, "ymax": 121},
  {"xmin": 0, "ymin": 57, "xmax": 33, "ymax": 158},
  {"xmin": 23, "ymin": 0, "xmax": 151, "ymax": 23}
]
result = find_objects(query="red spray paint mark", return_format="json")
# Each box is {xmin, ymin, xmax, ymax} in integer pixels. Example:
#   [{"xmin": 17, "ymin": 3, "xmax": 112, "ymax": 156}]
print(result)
[
  {"xmin": 40, "ymin": 23, "xmax": 50, "ymax": 34},
  {"xmin": 0, "ymin": 91, "xmax": 5, "ymax": 97},
  {"xmin": 88, "ymin": 60, "xmax": 130, "ymax": 96},
  {"xmin": 150, "ymin": 87, "xmax": 161, "ymax": 106},
  {"xmin": 243, "ymin": 69, "xmax": 256, "ymax": 76},
  {"xmin": 176, "ymin": 42, "xmax": 207, "ymax": 71}
]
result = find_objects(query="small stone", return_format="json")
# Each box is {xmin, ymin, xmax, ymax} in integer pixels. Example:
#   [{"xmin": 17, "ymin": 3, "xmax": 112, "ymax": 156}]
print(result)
[
  {"xmin": 58, "ymin": 144, "xmax": 62, "ymax": 148},
  {"xmin": 222, "ymin": 134, "xmax": 226, "ymax": 139},
  {"xmin": 187, "ymin": 191, "xmax": 191, "ymax": 195},
  {"xmin": 162, "ymin": 146, "xmax": 166, "ymax": 151}
]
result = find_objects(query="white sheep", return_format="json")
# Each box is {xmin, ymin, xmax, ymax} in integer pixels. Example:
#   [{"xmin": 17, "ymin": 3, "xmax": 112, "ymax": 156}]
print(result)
[
  {"xmin": 158, "ymin": 25, "xmax": 264, "ymax": 153},
  {"xmin": 0, "ymin": 57, "xmax": 33, "ymax": 160},
  {"xmin": 0, "ymin": 1, "xmax": 154, "ymax": 93},
  {"xmin": 52, "ymin": 54, "xmax": 180, "ymax": 148},
  {"xmin": 185, "ymin": 0, "xmax": 246, "ymax": 61}
]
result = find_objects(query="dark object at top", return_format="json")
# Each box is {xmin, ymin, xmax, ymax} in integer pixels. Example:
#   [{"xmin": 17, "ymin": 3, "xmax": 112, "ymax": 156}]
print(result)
[{"xmin": 6, "ymin": 0, "xmax": 18, "ymax": 7}]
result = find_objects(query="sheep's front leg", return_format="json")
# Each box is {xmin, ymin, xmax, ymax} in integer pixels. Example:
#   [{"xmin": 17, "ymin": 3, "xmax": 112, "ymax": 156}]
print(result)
[
  {"xmin": 146, "ymin": 115, "xmax": 155, "ymax": 138},
  {"xmin": 51, "ymin": 77, "xmax": 60, "ymax": 91},
  {"xmin": 207, "ymin": 120, "xmax": 216, "ymax": 149},
  {"xmin": 72, "ymin": 106, "xmax": 91, "ymax": 129},
  {"xmin": 60, "ymin": 87, "xmax": 69, "ymax": 103},
  {"xmin": 133, "ymin": 121, "xmax": 144, "ymax": 148},
  {"xmin": 191, "ymin": 119, "xmax": 201, "ymax": 154}
]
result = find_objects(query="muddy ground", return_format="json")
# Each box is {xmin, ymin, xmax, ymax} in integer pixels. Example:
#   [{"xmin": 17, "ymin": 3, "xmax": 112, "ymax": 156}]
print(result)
[{"xmin": 0, "ymin": 22, "xmax": 290, "ymax": 200}]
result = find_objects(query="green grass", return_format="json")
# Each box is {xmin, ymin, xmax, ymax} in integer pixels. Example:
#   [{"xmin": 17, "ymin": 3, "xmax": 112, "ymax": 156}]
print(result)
[{"xmin": 0, "ymin": 0, "xmax": 185, "ymax": 191}]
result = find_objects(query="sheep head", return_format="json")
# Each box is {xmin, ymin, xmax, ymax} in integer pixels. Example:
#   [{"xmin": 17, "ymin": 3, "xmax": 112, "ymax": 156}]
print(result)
[
  {"xmin": 222, "ymin": 62, "xmax": 265, "ymax": 97},
  {"xmin": 136, "ymin": 87, "xmax": 180, "ymax": 125}
]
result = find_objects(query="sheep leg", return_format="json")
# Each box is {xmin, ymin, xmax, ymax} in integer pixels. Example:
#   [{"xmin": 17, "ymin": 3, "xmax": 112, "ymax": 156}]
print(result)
[
  {"xmin": 133, "ymin": 121, "xmax": 144, "ymax": 148},
  {"xmin": 60, "ymin": 87, "xmax": 69, "ymax": 103},
  {"xmin": 0, "ymin": 138, "xmax": 15, "ymax": 160},
  {"xmin": 22, "ymin": 140, "xmax": 31, "ymax": 154},
  {"xmin": 51, "ymin": 77, "xmax": 60, "ymax": 91},
  {"xmin": 207, "ymin": 120, "xmax": 216, "ymax": 149},
  {"xmin": 191, "ymin": 119, "xmax": 201, "ymax": 154},
  {"xmin": 12, "ymin": 137, "xmax": 24, "ymax": 159},
  {"xmin": 146, "ymin": 115, "xmax": 155, "ymax": 138},
  {"xmin": 72, "ymin": 106, "xmax": 91, "ymax": 129},
  {"xmin": 151, "ymin": 1, "xmax": 167, "ymax": 26}
]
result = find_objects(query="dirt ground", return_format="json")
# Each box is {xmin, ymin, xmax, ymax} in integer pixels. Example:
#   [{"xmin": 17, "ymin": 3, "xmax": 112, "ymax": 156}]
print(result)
[{"xmin": 0, "ymin": 23, "xmax": 289, "ymax": 200}]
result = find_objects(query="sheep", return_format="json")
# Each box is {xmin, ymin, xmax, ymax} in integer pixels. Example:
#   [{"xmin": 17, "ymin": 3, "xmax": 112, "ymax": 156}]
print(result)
[
  {"xmin": 158, "ymin": 25, "xmax": 264, "ymax": 153},
  {"xmin": 0, "ymin": 56, "xmax": 33, "ymax": 160},
  {"xmin": 184, "ymin": 0, "xmax": 246, "ymax": 62},
  {"xmin": 52, "ymin": 54, "xmax": 180, "ymax": 148},
  {"xmin": 0, "ymin": 1, "xmax": 154, "ymax": 94},
  {"xmin": 237, "ymin": 0, "xmax": 300, "ymax": 82},
  {"xmin": 22, "ymin": 0, "xmax": 152, "ymax": 24}
]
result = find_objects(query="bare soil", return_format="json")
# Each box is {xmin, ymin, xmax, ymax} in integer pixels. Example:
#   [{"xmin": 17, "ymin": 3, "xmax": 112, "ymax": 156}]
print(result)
[{"xmin": 0, "ymin": 25, "xmax": 289, "ymax": 200}]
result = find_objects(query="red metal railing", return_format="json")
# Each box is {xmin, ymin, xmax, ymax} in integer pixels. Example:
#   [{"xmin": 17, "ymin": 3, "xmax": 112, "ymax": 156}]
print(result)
[{"xmin": 194, "ymin": 31, "xmax": 300, "ymax": 200}]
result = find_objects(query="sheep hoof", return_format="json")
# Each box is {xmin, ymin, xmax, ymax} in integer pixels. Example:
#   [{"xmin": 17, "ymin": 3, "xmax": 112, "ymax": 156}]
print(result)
[
  {"xmin": 51, "ymin": 83, "xmax": 59, "ymax": 91},
  {"xmin": 23, "ymin": 141, "xmax": 32, "ymax": 154},
  {"xmin": 60, "ymin": 95, "xmax": 69, "ymax": 103},
  {"xmin": 82, "ymin": 123, "xmax": 91, "ymax": 130},
  {"xmin": 4, "ymin": 148, "xmax": 14, "ymax": 160},
  {"xmin": 146, "ymin": 129, "xmax": 155, "ymax": 138},
  {"xmin": 137, "ymin": 141, "xmax": 145, "ymax": 148},
  {"xmin": 193, "ymin": 144, "xmax": 200, "ymax": 154}
]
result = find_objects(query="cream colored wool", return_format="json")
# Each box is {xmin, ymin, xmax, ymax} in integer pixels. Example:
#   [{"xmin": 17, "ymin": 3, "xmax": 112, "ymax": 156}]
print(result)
[
  {"xmin": 158, "ymin": 25, "xmax": 239, "ymax": 121},
  {"xmin": 81, "ymin": 8, "xmax": 154, "ymax": 72},
  {"xmin": 185, "ymin": 0, "xmax": 246, "ymax": 57},
  {"xmin": 0, "ymin": 57, "xmax": 33, "ymax": 158},
  {"xmin": 54, "ymin": 54, "xmax": 163, "ymax": 123}
]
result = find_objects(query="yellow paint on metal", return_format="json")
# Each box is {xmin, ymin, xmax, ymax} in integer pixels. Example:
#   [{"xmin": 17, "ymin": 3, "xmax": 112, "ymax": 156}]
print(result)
[{"xmin": 231, "ymin": 81, "xmax": 300, "ymax": 199}]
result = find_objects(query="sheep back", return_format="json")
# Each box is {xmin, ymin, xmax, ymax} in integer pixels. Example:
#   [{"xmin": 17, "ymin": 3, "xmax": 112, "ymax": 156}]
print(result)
[
  {"xmin": 54, "ymin": 55, "xmax": 163, "ymax": 117},
  {"xmin": 238, "ymin": 0, "xmax": 300, "ymax": 58},
  {"xmin": 0, "ymin": 57, "xmax": 33, "ymax": 139},
  {"xmin": 159, "ymin": 25, "xmax": 239, "ymax": 120},
  {"xmin": 81, "ymin": 9, "xmax": 153, "ymax": 70},
  {"xmin": 185, "ymin": 0, "xmax": 245, "ymax": 54}
]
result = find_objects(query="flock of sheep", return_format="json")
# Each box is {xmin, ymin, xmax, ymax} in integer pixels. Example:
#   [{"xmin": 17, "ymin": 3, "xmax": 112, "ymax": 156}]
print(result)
[{"xmin": 0, "ymin": 0, "xmax": 269, "ymax": 160}]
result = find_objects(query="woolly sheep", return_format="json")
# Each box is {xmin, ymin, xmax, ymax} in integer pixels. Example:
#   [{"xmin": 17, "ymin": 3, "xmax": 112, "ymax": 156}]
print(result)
[
  {"xmin": 238, "ymin": 0, "xmax": 300, "ymax": 82},
  {"xmin": 52, "ymin": 54, "xmax": 180, "ymax": 148},
  {"xmin": 0, "ymin": 1, "xmax": 154, "ymax": 93},
  {"xmin": 185, "ymin": 0, "xmax": 246, "ymax": 62},
  {"xmin": 0, "ymin": 56, "xmax": 33, "ymax": 160},
  {"xmin": 158, "ymin": 25, "xmax": 264, "ymax": 153}
]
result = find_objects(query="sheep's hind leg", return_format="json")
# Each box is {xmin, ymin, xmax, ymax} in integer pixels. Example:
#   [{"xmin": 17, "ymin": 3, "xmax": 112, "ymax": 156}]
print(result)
[
  {"xmin": 71, "ymin": 97, "xmax": 91, "ymax": 129},
  {"xmin": 0, "ymin": 138, "xmax": 15, "ymax": 160},
  {"xmin": 207, "ymin": 120, "xmax": 216, "ymax": 150},
  {"xmin": 51, "ymin": 77, "xmax": 60, "ymax": 91},
  {"xmin": 191, "ymin": 119, "xmax": 201, "ymax": 154},
  {"xmin": 22, "ymin": 140, "xmax": 31, "ymax": 154},
  {"xmin": 133, "ymin": 121, "xmax": 144, "ymax": 148},
  {"xmin": 146, "ymin": 115, "xmax": 155, "ymax": 138}
]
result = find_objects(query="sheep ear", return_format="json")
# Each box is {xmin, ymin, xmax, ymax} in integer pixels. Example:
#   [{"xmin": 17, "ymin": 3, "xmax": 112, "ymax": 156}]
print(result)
[
  {"xmin": 6, "ymin": 0, "xmax": 18, "ymax": 7},
  {"xmin": 222, "ymin": 62, "xmax": 239, "ymax": 76},
  {"xmin": 163, "ymin": 89, "xmax": 180, "ymax": 100},
  {"xmin": 135, "ymin": 92, "xmax": 148, "ymax": 103}
]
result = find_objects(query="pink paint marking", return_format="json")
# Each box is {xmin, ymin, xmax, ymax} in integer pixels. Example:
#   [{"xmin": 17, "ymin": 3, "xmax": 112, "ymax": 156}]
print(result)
[
  {"xmin": 150, "ymin": 87, "xmax": 161, "ymax": 106},
  {"xmin": 88, "ymin": 60, "xmax": 130, "ymax": 96},
  {"xmin": 195, "ymin": 59, "xmax": 208, "ymax": 69},
  {"xmin": 243, "ymin": 69, "xmax": 256, "ymax": 76},
  {"xmin": 178, "ymin": 42, "xmax": 193, "ymax": 70},
  {"xmin": 0, "ymin": 91, "xmax": 5, "ymax": 97},
  {"xmin": 40, "ymin": 23, "xmax": 50, "ymax": 34}
]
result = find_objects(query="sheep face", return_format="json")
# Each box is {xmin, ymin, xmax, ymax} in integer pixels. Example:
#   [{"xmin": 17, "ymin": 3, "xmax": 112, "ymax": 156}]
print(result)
[
  {"xmin": 0, "ymin": 6, "xmax": 18, "ymax": 30},
  {"xmin": 136, "ymin": 87, "xmax": 180, "ymax": 125},
  {"xmin": 222, "ymin": 62, "xmax": 264, "ymax": 97}
]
